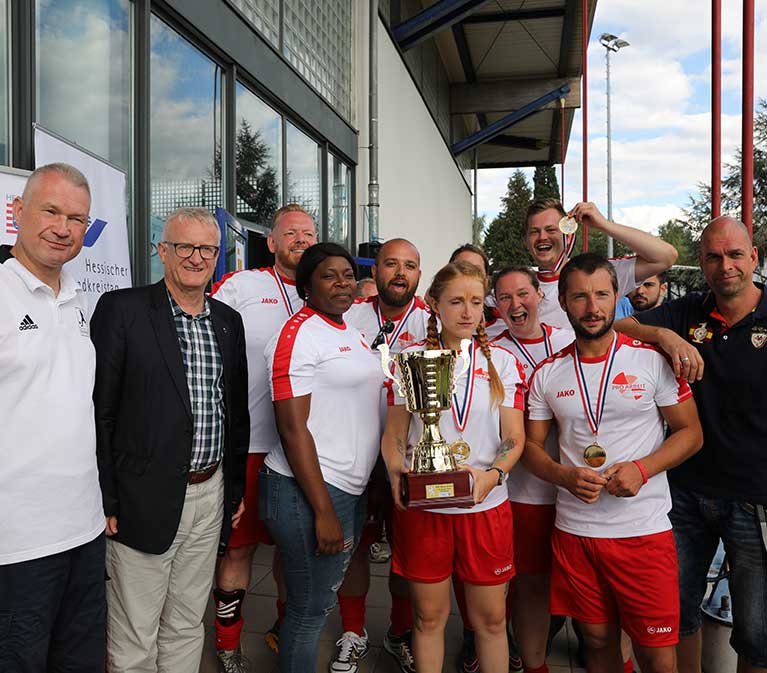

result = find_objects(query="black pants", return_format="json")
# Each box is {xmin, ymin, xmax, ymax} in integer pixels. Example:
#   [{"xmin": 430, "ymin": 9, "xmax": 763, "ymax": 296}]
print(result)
[{"xmin": 0, "ymin": 533, "xmax": 106, "ymax": 673}]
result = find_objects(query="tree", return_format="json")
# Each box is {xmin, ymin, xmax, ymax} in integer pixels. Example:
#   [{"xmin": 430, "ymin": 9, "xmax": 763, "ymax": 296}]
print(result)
[
  {"xmin": 472, "ymin": 214, "xmax": 486, "ymax": 246},
  {"xmin": 483, "ymin": 170, "xmax": 534, "ymax": 269},
  {"xmin": 532, "ymin": 165, "xmax": 561, "ymax": 200},
  {"xmin": 658, "ymin": 218, "xmax": 697, "ymax": 265}
]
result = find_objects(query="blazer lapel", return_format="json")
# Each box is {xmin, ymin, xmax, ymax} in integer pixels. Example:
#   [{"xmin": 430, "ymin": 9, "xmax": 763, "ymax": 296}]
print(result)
[{"xmin": 149, "ymin": 281, "xmax": 193, "ymax": 422}]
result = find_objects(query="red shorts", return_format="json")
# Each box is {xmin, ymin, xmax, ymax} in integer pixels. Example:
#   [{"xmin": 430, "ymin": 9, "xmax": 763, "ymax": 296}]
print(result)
[
  {"xmin": 511, "ymin": 502, "xmax": 555, "ymax": 575},
  {"xmin": 227, "ymin": 453, "xmax": 274, "ymax": 548},
  {"xmin": 391, "ymin": 501, "xmax": 514, "ymax": 586},
  {"xmin": 550, "ymin": 528, "xmax": 679, "ymax": 647}
]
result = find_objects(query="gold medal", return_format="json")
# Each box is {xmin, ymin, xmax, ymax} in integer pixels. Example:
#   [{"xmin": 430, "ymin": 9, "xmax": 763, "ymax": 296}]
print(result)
[
  {"xmin": 451, "ymin": 439, "xmax": 471, "ymax": 463},
  {"xmin": 558, "ymin": 216, "xmax": 578, "ymax": 234},
  {"xmin": 584, "ymin": 443, "xmax": 607, "ymax": 468}
]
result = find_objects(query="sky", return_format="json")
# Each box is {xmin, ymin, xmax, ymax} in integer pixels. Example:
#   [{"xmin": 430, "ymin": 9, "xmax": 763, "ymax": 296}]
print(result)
[{"xmin": 476, "ymin": 0, "xmax": 767, "ymax": 234}]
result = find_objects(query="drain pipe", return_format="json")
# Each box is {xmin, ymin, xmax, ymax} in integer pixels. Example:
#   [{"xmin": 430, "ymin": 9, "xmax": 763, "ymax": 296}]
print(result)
[{"xmin": 368, "ymin": 0, "xmax": 380, "ymax": 242}]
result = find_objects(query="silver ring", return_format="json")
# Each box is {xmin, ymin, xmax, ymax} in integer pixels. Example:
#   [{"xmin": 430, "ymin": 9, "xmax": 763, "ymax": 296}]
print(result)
[{"xmin": 681, "ymin": 357, "xmax": 690, "ymax": 361}]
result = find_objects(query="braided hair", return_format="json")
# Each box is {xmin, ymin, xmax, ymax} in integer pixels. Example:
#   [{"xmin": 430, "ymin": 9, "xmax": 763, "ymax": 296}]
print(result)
[{"xmin": 426, "ymin": 261, "xmax": 505, "ymax": 407}]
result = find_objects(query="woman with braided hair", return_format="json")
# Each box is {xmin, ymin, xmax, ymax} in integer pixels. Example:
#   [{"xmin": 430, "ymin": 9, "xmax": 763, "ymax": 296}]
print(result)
[{"xmin": 381, "ymin": 260, "xmax": 527, "ymax": 673}]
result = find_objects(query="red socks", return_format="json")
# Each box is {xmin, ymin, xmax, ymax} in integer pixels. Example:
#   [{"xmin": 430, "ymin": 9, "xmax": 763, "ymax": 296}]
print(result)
[
  {"xmin": 623, "ymin": 658, "xmax": 634, "ymax": 673},
  {"xmin": 213, "ymin": 588, "xmax": 246, "ymax": 651},
  {"xmin": 524, "ymin": 664, "xmax": 549, "ymax": 673},
  {"xmin": 390, "ymin": 594, "xmax": 414, "ymax": 636},
  {"xmin": 338, "ymin": 594, "xmax": 367, "ymax": 636},
  {"xmin": 276, "ymin": 598, "xmax": 286, "ymax": 625},
  {"xmin": 215, "ymin": 618, "xmax": 244, "ymax": 651}
]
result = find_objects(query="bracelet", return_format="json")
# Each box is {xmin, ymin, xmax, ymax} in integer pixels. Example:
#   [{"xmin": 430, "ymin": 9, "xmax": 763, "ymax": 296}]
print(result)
[
  {"xmin": 486, "ymin": 466, "xmax": 504, "ymax": 486},
  {"xmin": 632, "ymin": 460, "xmax": 649, "ymax": 485}
]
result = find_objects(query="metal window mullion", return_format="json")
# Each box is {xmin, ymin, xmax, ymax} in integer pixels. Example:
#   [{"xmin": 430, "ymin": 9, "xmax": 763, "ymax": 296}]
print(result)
[
  {"xmin": 320, "ymin": 140, "xmax": 328, "ymax": 242},
  {"xmin": 281, "ymin": 117, "xmax": 288, "ymax": 205},
  {"xmin": 132, "ymin": 0, "xmax": 150, "ymax": 285},
  {"xmin": 10, "ymin": 0, "xmax": 34, "ymax": 168},
  {"xmin": 225, "ymin": 63, "xmax": 237, "ymax": 216}
]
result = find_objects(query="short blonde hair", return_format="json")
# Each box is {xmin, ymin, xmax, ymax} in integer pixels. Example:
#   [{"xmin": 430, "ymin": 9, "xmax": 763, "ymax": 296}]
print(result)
[{"xmin": 271, "ymin": 203, "xmax": 312, "ymax": 230}]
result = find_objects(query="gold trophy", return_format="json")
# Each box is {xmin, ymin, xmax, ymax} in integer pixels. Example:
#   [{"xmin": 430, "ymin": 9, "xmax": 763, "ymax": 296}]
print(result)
[{"xmin": 379, "ymin": 340, "xmax": 475, "ymax": 509}]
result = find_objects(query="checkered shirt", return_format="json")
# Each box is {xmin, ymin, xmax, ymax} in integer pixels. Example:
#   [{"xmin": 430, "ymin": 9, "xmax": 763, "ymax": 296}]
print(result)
[{"xmin": 168, "ymin": 290, "xmax": 225, "ymax": 471}]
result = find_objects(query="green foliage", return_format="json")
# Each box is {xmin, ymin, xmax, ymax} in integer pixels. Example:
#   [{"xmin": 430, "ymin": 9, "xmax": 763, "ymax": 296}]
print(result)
[
  {"xmin": 532, "ymin": 166, "xmax": 561, "ymax": 200},
  {"xmin": 472, "ymin": 214, "xmax": 486, "ymax": 246},
  {"xmin": 658, "ymin": 219, "xmax": 697, "ymax": 265},
  {"xmin": 482, "ymin": 170, "xmax": 534, "ymax": 269}
]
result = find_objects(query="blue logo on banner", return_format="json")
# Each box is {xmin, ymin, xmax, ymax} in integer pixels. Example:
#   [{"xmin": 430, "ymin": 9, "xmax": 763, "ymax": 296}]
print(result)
[{"xmin": 83, "ymin": 218, "xmax": 108, "ymax": 247}]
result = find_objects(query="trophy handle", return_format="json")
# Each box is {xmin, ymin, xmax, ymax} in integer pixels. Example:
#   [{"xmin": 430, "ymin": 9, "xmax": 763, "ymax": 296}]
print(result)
[
  {"xmin": 377, "ymin": 343, "xmax": 405, "ymax": 398},
  {"xmin": 452, "ymin": 338, "xmax": 472, "ymax": 394}
]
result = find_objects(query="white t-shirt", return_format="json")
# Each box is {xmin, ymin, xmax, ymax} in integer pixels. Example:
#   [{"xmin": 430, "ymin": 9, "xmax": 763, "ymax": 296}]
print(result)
[
  {"xmin": 537, "ymin": 257, "xmax": 638, "ymax": 329},
  {"xmin": 527, "ymin": 332, "xmax": 692, "ymax": 538},
  {"xmin": 391, "ymin": 339, "xmax": 526, "ymax": 515},
  {"xmin": 0, "ymin": 259, "xmax": 104, "ymax": 565},
  {"xmin": 346, "ymin": 295, "xmax": 430, "ymax": 429},
  {"xmin": 492, "ymin": 324, "xmax": 574, "ymax": 505},
  {"xmin": 265, "ymin": 306, "xmax": 384, "ymax": 496},
  {"xmin": 210, "ymin": 267, "xmax": 302, "ymax": 454}
]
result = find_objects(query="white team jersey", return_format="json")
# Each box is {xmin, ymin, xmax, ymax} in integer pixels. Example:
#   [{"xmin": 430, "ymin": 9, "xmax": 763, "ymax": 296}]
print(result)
[
  {"xmin": 346, "ymin": 295, "xmax": 430, "ymax": 429},
  {"xmin": 265, "ymin": 307, "xmax": 384, "ymax": 496},
  {"xmin": 492, "ymin": 324, "xmax": 574, "ymax": 505},
  {"xmin": 527, "ymin": 332, "xmax": 692, "ymax": 538},
  {"xmin": 537, "ymin": 257, "xmax": 638, "ymax": 329},
  {"xmin": 391, "ymin": 339, "xmax": 526, "ymax": 515},
  {"xmin": 210, "ymin": 267, "xmax": 302, "ymax": 454}
]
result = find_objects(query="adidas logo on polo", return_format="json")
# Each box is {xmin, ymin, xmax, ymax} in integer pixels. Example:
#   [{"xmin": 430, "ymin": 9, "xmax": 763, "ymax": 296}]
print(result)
[{"xmin": 19, "ymin": 314, "xmax": 39, "ymax": 331}]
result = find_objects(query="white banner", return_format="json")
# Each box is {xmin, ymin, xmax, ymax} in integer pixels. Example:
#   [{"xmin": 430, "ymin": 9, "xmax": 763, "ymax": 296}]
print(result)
[
  {"xmin": 0, "ymin": 166, "xmax": 31, "ymax": 246},
  {"xmin": 34, "ymin": 126, "xmax": 132, "ymax": 314}
]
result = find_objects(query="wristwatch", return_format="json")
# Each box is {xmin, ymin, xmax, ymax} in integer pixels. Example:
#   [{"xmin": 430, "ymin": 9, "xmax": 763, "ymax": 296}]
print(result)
[{"xmin": 486, "ymin": 466, "xmax": 504, "ymax": 486}]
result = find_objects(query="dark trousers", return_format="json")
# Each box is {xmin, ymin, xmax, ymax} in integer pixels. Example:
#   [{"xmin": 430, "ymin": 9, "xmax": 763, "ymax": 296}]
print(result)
[{"xmin": 0, "ymin": 533, "xmax": 106, "ymax": 673}]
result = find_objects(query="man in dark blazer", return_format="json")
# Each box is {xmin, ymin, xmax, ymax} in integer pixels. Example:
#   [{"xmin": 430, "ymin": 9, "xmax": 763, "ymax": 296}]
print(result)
[{"xmin": 91, "ymin": 207, "xmax": 249, "ymax": 673}]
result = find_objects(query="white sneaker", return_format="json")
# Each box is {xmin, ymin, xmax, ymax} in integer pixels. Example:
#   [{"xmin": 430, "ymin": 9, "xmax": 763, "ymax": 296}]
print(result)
[{"xmin": 328, "ymin": 629, "xmax": 369, "ymax": 673}]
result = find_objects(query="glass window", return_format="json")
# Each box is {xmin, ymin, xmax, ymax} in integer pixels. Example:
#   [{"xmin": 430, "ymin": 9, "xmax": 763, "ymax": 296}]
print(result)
[
  {"xmin": 35, "ymin": 0, "xmax": 131, "ymax": 170},
  {"xmin": 283, "ymin": 0, "xmax": 352, "ymax": 121},
  {"xmin": 235, "ymin": 83, "xmax": 282, "ymax": 230},
  {"xmin": 0, "ymin": 0, "xmax": 8, "ymax": 165},
  {"xmin": 149, "ymin": 15, "xmax": 224, "ymax": 282},
  {"xmin": 227, "ymin": 0, "xmax": 280, "ymax": 48},
  {"xmin": 327, "ymin": 153, "xmax": 351, "ymax": 248},
  {"xmin": 285, "ymin": 121, "xmax": 321, "ymax": 227}
]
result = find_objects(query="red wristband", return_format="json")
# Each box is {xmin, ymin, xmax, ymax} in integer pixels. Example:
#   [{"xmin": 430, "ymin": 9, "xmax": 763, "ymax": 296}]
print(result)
[{"xmin": 632, "ymin": 460, "xmax": 649, "ymax": 485}]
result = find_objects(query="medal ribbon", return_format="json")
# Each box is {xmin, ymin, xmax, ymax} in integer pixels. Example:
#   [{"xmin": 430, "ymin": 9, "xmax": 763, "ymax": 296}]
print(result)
[
  {"xmin": 270, "ymin": 267, "xmax": 296, "ymax": 316},
  {"xmin": 376, "ymin": 297, "xmax": 417, "ymax": 346},
  {"xmin": 508, "ymin": 323, "xmax": 552, "ymax": 370},
  {"xmin": 446, "ymin": 339, "xmax": 476, "ymax": 433},
  {"xmin": 572, "ymin": 333, "xmax": 619, "ymax": 438},
  {"xmin": 538, "ymin": 233, "xmax": 577, "ymax": 279}
]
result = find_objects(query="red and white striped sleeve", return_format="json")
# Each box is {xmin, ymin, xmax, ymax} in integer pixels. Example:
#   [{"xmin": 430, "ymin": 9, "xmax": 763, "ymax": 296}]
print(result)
[
  {"xmin": 654, "ymin": 351, "xmax": 693, "ymax": 407},
  {"xmin": 266, "ymin": 309, "xmax": 318, "ymax": 401}
]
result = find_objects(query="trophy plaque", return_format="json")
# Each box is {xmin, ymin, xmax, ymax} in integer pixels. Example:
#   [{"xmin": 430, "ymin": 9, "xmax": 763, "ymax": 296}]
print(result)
[{"xmin": 379, "ymin": 340, "xmax": 475, "ymax": 510}]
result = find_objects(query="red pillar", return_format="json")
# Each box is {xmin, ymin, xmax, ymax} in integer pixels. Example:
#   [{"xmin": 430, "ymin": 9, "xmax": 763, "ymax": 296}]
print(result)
[
  {"xmin": 581, "ymin": 0, "xmax": 589, "ymax": 250},
  {"xmin": 712, "ymin": 0, "xmax": 722, "ymax": 218},
  {"xmin": 742, "ymin": 0, "xmax": 754, "ymax": 236}
]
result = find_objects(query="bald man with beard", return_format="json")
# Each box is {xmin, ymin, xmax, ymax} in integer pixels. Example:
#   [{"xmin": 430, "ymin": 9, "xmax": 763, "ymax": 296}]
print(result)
[{"xmin": 615, "ymin": 217, "xmax": 767, "ymax": 673}]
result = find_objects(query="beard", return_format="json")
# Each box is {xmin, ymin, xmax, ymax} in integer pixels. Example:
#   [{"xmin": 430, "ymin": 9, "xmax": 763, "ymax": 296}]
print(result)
[
  {"xmin": 568, "ymin": 309, "xmax": 615, "ymax": 341},
  {"xmin": 378, "ymin": 282, "xmax": 415, "ymax": 308}
]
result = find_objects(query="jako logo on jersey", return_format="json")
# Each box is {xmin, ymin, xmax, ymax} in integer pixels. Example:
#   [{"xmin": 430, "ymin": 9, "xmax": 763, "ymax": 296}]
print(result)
[
  {"xmin": 494, "ymin": 563, "xmax": 513, "ymax": 576},
  {"xmin": 646, "ymin": 625, "xmax": 672, "ymax": 634},
  {"xmin": 611, "ymin": 372, "xmax": 646, "ymax": 400},
  {"xmin": 261, "ymin": 297, "xmax": 279, "ymax": 304},
  {"xmin": 556, "ymin": 389, "xmax": 575, "ymax": 398},
  {"xmin": 83, "ymin": 218, "xmax": 108, "ymax": 247},
  {"xmin": 338, "ymin": 346, "xmax": 352, "ymax": 353}
]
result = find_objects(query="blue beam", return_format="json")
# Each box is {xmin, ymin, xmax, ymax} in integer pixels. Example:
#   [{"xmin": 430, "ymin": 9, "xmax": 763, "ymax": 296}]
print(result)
[
  {"xmin": 452, "ymin": 83, "xmax": 571, "ymax": 156},
  {"xmin": 393, "ymin": 0, "xmax": 490, "ymax": 51}
]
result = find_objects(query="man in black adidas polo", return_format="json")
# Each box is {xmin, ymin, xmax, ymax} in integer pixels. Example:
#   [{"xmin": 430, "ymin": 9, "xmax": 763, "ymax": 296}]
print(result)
[
  {"xmin": 0, "ymin": 163, "xmax": 106, "ymax": 673},
  {"xmin": 616, "ymin": 216, "xmax": 767, "ymax": 673}
]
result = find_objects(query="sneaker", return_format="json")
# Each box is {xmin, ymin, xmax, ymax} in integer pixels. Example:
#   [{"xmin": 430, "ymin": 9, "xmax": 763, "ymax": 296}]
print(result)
[
  {"xmin": 383, "ymin": 628, "xmax": 416, "ymax": 673},
  {"xmin": 369, "ymin": 541, "xmax": 392, "ymax": 563},
  {"xmin": 456, "ymin": 628, "xmax": 480, "ymax": 673},
  {"xmin": 507, "ymin": 629, "xmax": 523, "ymax": 673},
  {"xmin": 329, "ymin": 630, "xmax": 369, "ymax": 673},
  {"xmin": 217, "ymin": 645, "xmax": 250, "ymax": 673},
  {"xmin": 264, "ymin": 620, "xmax": 279, "ymax": 655}
]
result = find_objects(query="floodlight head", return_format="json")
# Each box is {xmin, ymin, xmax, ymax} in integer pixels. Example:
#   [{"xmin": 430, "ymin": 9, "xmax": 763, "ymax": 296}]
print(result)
[
  {"xmin": 600, "ymin": 33, "xmax": 630, "ymax": 52},
  {"xmin": 600, "ymin": 33, "xmax": 619, "ymax": 44},
  {"xmin": 615, "ymin": 39, "xmax": 630, "ymax": 49}
]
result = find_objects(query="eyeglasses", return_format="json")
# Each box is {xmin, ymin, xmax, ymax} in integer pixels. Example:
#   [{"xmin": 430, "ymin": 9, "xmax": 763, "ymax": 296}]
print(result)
[{"xmin": 162, "ymin": 241, "xmax": 220, "ymax": 260}]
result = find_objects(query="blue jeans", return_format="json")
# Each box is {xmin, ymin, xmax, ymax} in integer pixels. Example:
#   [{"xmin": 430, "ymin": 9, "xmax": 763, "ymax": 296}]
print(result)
[
  {"xmin": 669, "ymin": 482, "xmax": 767, "ymax": 667},
  {"xmin": 259, "ymin": 468, "xmax": 366, "ymax": 673}
]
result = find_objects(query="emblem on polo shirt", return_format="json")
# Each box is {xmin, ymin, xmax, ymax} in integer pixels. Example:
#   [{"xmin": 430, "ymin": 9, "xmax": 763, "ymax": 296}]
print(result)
[
  {"xmin": 18, "ymin": 314, "xmax": 38, "ymax": 331},
  {"xmin": 751, "ymin": 326, "xmax": 767, "ymax": 349},
  {"xmin": 688, "ymin": 321, "xmax": 713, "ymax": 344},
  {"xmin": 76, "ymin": 307, "xmax": 89, "ymax": 336}
]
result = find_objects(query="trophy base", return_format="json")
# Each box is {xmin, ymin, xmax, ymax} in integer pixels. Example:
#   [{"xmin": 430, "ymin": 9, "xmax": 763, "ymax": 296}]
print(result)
[{"xmin": 401, "ymin": 470, "xmax": 474, "ymax": 510}]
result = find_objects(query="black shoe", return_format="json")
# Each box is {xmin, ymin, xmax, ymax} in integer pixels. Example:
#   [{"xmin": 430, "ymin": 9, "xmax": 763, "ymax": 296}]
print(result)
[
  {"xmin": 383, "ymin": 628, "xmax": 416, "ymax": 673},
  {"xmin": 456, "ymin": 628, "xmax": 480, "ymax": 673},
  {"xmin": 507, "ymin": 628, "xmax": 523, "ymax": 673}
]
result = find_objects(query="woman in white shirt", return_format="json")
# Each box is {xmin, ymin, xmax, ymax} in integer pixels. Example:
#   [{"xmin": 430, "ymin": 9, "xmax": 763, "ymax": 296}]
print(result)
[{"xmin": 381, "ymin": 260, "xmax": 526, "ymax": 673}]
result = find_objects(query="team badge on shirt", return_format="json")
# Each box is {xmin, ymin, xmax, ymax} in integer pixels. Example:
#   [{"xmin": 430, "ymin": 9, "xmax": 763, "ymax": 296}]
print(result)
[
  {"xmin": 750, "ymin": 326, "xmax": 767, "ymax": 349},
  {"xmin": 688, "ymin": 321, "xmax": 713, "ymax": 344},
  {"xmin": 611, "ymin": 372, "xmax": 647, "ymax": 400},
  {"xmin": 76, "ymin": 307, "xmax": 89, "ymax": 336}
]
